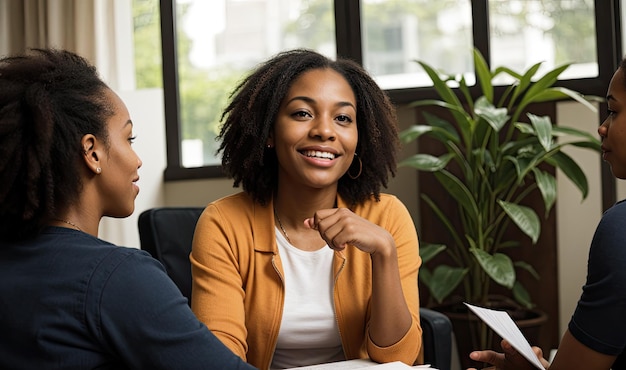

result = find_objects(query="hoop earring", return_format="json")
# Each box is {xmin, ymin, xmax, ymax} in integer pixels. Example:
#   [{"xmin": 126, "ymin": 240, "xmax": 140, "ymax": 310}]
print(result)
[{"xmin": 348, "ymin": 153, "xmax": 362, "ymax": 180}]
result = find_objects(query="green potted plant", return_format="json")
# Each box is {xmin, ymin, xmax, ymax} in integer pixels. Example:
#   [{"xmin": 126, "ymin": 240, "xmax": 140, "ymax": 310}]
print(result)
[{"xmin": 400, "ymin": 48, "xmax": 601, "ymax": 362}]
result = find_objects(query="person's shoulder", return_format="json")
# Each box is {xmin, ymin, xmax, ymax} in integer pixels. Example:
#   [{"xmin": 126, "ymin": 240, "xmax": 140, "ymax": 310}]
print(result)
[
  {"xmin": 592, "ymin": 199, "xmax": 626, "ymax": 244},
  {"xmin": 608, "ymin": 198, "xmax": 626, "ymax": 211},
  {"xmin": 377, "ymin": 193, "xmax": 401, "ymax": 205},
  {"xmin": 198, "ymin": 192, "xmax": 265, "ymax": 230},
  {"xmin": 208, "ymin": 191, "xmax": 254, "ymax": 209},
  {"xmin": 600, "ymin": 199, "xmax": 626, "ymax": 222},
  {"xmin": 359, "ymin": 193, "xmax": 404, "ymax": 209},
  {"xmin": 95, "ymin": 245, "xmax": 157, "ymax": 271}
]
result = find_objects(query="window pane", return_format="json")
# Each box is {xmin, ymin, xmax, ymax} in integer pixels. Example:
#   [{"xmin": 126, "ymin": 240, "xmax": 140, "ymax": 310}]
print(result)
[
  {"xmin": 489, "ymin": 0, "xmax": 597, "ymax": 83},
  {"xmin": 133, "ymin": 0, "xmax": 163, "ymax": 89},
  {"xmin": 361, "ymin": 0, "xmax": 474, "ymax": 90},
  {"xmin": 176, "ymin": 0, "xmax": 335, "ymax": 167}
]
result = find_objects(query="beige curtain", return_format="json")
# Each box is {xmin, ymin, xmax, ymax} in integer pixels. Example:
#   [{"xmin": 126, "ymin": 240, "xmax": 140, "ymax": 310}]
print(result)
[{"xmin": 0, "ymin": 0, "xmax": 133, "ymax": 90}]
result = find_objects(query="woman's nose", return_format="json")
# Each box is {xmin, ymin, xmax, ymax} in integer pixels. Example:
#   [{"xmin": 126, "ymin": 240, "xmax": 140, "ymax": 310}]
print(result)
[
  {"xmin": 598, "ymin": 119, "xmax": 608, "ymax": 138},
  {"xmin": 310, "ymin": 117, "xmax": 336, "ymax": 141}
]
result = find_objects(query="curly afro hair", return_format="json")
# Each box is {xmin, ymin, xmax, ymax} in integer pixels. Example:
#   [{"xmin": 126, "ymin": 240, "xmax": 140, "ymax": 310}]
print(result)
[{"xmin": 218, "ymin": 49, "xmax": 399, "ymax": 207}]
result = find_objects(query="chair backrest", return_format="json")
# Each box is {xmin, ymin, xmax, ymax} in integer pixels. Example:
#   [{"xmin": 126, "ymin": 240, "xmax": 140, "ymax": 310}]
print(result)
[
  {"xmin": 137, "ymin": 206, "xmax": 452, "ymax": 370},
  {"xmin": 420, "ymin": 307, "xmax": 452, "ymax": 370},
  {"xmin": 138, "ymin": 207, "xmax": 204, "ymax": 301}
]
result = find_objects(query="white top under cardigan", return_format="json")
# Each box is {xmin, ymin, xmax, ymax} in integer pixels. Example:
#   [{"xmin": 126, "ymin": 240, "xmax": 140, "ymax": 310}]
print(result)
[{"xmin": 270, "ymin": 228, "xmax": 345, "ymax": 369}]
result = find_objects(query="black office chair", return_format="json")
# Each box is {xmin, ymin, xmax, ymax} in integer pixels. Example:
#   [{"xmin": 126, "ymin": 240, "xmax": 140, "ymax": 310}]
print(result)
[{"xmin": 138, "ymin": 207, "xmax": 452, "ymax": 370}]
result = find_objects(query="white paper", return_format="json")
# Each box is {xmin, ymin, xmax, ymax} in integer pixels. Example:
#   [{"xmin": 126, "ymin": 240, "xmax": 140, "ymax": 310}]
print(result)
[
  {"xmin": 286, "ymin": 359, "xmax": 435, "ymax": 369},
  {"xmin": 464, "ymin": 303, "xmax": 546, "ymax": 370}
]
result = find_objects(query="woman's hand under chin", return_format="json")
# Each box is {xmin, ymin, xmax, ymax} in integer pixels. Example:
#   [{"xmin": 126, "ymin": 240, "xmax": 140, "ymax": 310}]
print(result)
[{"xmin": 304, "ymin": 207, "xmax": 395, "ymax": 256}]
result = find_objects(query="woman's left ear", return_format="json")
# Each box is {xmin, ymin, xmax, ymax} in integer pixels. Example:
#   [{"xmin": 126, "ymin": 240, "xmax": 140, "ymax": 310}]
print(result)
[{"xmin": 81, "ymin": 134, "xmax": 102, "ymax": 175}]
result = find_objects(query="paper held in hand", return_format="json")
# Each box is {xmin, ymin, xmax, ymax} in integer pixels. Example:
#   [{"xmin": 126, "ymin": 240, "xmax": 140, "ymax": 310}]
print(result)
[{"xmin": 464, "ymin": 302, "xmax": 546, "ymax": 370}]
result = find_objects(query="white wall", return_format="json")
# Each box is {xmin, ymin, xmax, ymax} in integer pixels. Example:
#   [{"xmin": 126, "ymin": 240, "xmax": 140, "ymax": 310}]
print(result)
[{"xmin": 555, "ymin": 101, "xmax": 603, "ymax": 338}]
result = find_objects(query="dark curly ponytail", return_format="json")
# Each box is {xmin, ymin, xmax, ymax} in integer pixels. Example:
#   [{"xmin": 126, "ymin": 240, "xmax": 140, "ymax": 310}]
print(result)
[{"xmin": 0, "ymin": 49, "xmax": 111, "ymax": 242}]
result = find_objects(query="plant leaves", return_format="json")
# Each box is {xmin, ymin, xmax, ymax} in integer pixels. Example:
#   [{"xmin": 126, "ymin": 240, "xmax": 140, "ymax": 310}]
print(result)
[
  {"xmin": 516, "ymin": 64, "xmax": 569, "ymax": 116},
  {"xmin": 415, "ymin": 62, "xmax": 459, "ymax": 105},
  {"xmin": 498, "ymin": 201, "xmax": 541, "ymax": 243},
  {"xmin": 422, "ymin": 111, "xmax": 462, "ymax": 143},
  {"xmin": 471, "ymin": 248, "xmax": 516, "ymax": 289},
  {"xmin": 509, "ymin": 62, "xmax": 542, "ymax": 105},
  {"xmin": 553, "ymin": 126, "xmax": 601, "ymax": 146},
  {"xmin": 513, "ymin": 281, "xmax": 535, "ymax": 309},
  {"xmin": 527, "ymin": 113, "xmax": 553, "ymax": 151},
  {"xmin": 545, "ymin": 151, "xmax": 589, "ymax": 199},
  {"xmin": 473, "ymin": 48, "xmax": 493, "ymax": 103},
  {"xmin": 421, "ymin": 194, "xmax": 464, "ymax": 250},
  {"xmin": 434, "ymin": 170, "xmax": 479, "ymax": 218},
  {"xmin": 423, "ymin": 265, "xmax": 468, "ymax": 304},
  {"xmin": 419, "ymin": 243, "xmax": 447, "ymax": 263},
  {"xmin": 475, "ymin": 96, "xmax": 509, "ymax": 132},
  {"xmin": 532, "ymin": 168, "xmax": 557, "ymax": 215},
  {"xmin": 399, "ymin": 153, "xmax": 454, "ymax": 171},
  {"xmin": 533, "ymin": 86, "xmax": 597, "ymax": 113},
  {"xmin": 514, "ymin": 261, "xmax": 540, "ymax": 280},
  {"xmin": 399, "ymin": 125, "xmax": 433, "ymax": 143}
]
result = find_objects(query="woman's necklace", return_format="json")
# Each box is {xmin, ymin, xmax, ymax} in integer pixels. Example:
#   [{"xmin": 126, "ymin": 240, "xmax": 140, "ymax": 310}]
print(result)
[
  {"xmin": 55, "ymin": 219, "xmax": 82, "ymax": 232},
  {"xmin": 273, "ymin": 208, "xmax": 292, "ymax": 244}
]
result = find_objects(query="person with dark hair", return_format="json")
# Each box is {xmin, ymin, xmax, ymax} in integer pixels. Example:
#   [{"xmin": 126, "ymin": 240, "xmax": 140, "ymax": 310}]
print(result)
[
  {"xmin": 0, "ymin": 48, "xmax": 255, "ymax": 370},
  {"xmin": 191, "ymin": 49, "xmax": 423, "ymax": 369},
  {"xmin": 467, "ymin": 58, "xmax": 626, "ymax": 370}
]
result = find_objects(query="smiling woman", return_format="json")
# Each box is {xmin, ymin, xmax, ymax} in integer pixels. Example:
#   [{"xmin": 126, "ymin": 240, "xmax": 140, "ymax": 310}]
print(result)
[{"xmin": 190, "ymin": 49, "xmax": 423, "ymax": 370}]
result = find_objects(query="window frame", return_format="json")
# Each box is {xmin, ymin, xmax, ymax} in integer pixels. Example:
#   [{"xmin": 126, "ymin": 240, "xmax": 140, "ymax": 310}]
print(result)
[{"xmin": 159, "ymin": 0, "xmax": 622, "ymax": 207}]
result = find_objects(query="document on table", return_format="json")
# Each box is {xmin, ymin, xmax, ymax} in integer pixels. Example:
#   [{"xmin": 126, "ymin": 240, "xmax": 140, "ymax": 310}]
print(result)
[
  {"xmin": 464, "ymin": 302, "xmax": 546, "ymax": 370},
  {"xmin": 286, "ymin": 359, "xmax": 436, "ymax": 369}
]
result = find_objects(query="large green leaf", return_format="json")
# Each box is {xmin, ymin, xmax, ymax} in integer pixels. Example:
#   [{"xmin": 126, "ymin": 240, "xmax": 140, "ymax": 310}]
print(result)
[
  {"xmin": 421, "ymin": 194, "xmax": 464, "ymax": 251},
  {"xmin": 514, "ymin": 261, "xmax": 540, "ymax": 280},
  {"xmin": 568, "ymin": 140, "xmax": 602, "ymax": 151},
  {"xmin": 399, "ymin": 124, "xmax": 460, "ymax": 147},
  {"xmin": 546, "ymin": 151, "xmax": 589, "ymax": 199},
  {"xmin": 473, "ymin": 48, "xmax": 493, "ymax": 103},
  {"xmin": 532, "ymin": 86, "xmax": 597, "ymax": 113},
  {"xmin": 504, "ymin": 153, "xmax": 542, "ymax": 185},
  {"xmin": 415, "ymin": 61, "xmax": 462, "ymax": 108},
  {"xmin": 527, "ymin": 113, "xmax": 553, "ymax": 151},
  {"xmin": 471, "ymin": 248, "xmax": 515, "ymax": 289},
  {"xmin": 434, "ymin": 170, "xmax": 479, "ymax": 218},
  {"xmin": 399, "ymin": 153, "xmax": 454, "ymax": 171},
  {"xmin": 517, "ymin": 64, "xmax": 569, "ymax": 114},
  {"xmin": 524, "ymin": 64, "xmax": 569, "ymax": 98},
  {"xmin": 532, "ymin": 168, "xmax": 557, "ymax": 215},
  {"xmin": 421, "ymin": 111, "xmax": 462, "ymax": 143},
  {"xmin": 474, "ymin": 96, "xmax": 509, "ymax": 132},
  {"xmin": 399, "ymin": 125, "xmax": 433, "ymax": 143},
  {"xmin": 419, "ymin": 243, "xmax": 447, "ymax": 263},
  {"xmin": 498, "ymin": 201, "xmax": 541, "ymax": 243},
  {"xmin": 553, "ymin": 126, "xmax": 601, "ymax": 146},
  {"xmin": 421, "ymin": 265, "xmax": 468, "ymax": 304},
  {"xmin": 509, "ymin": 62, "xmax": 543, "ymax": 105},
  {"xmin": 414, "ymin": 61, "xmax": 473, "ymax": 143},
  {"xmin": 512, "ymin": 281, "xmax": 535, "ymax": 309}
]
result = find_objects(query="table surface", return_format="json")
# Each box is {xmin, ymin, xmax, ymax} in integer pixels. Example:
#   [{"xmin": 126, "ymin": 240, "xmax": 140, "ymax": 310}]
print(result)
[{"xmin": 285, "ymin": 359, "xmax": 437, "ymax": 370}]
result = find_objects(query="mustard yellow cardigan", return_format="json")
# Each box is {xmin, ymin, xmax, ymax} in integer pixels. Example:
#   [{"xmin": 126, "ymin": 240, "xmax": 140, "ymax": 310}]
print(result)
[{"xmin": 191, "ymin": 192, "xmax": 423, "ymax": 370}]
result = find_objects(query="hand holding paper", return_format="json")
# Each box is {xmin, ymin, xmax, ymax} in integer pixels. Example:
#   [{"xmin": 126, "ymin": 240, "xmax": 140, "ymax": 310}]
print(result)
[{"xmin": 464, "ymin": 303, "xmax": 546, "ymax": 370}]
